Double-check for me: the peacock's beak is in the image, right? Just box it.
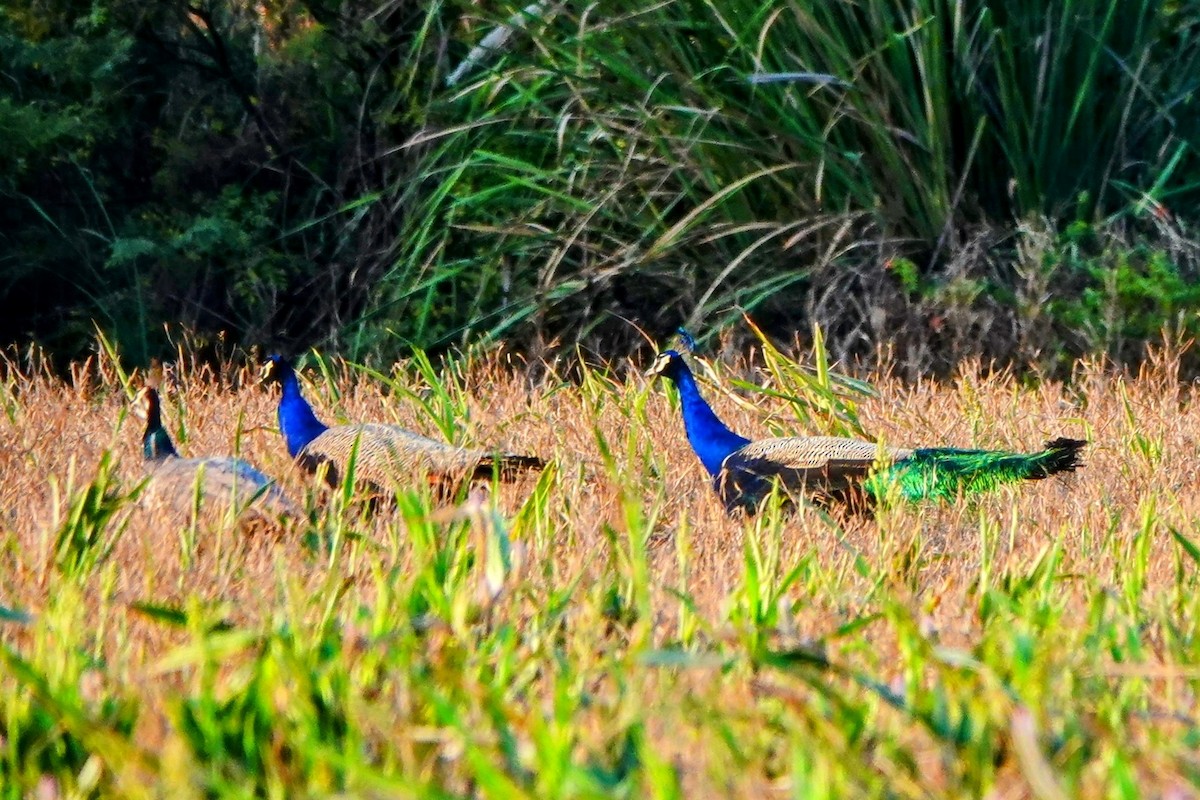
[259,361,276,384]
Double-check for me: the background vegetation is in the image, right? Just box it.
[3,0,1200,372]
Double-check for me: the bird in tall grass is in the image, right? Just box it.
[260,355,545,497]
[646,348,1085,513]
[132,377,298,521]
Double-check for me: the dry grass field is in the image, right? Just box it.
[2,337,1199,798]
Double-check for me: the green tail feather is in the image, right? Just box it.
[865,437,1086,503]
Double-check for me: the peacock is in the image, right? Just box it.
[133,380,298,521]
[646,349,1086,513]
[260,355,545,496]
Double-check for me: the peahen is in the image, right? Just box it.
[646,349,1086,513]
[133,381,298,521]
[260,355,545,496]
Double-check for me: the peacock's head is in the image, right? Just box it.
[260,354,293,386]
[133,360,166,421]
[645,349,688,382]
[131,386,159,421]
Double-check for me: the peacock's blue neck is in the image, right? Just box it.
[277,369,328,457]
[670,364,750,476]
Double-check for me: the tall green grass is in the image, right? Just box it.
[347,0,1200,358]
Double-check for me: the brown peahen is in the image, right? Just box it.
[133,380,298,522]
[260,355,545,496]
[646,348,1086,513]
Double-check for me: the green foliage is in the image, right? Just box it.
[0,589,140,797]
[390,0,1200,362]
[52,453,139,581]
[2,0,1200,372]
[1047,229,1200,364]
[172,624,357,794]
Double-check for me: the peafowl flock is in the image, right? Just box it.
[133,381,298,521]
[646,349,1086,513]
[260,355,545,497]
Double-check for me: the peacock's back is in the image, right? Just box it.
[143,456,299,521]
[717,436,912,510]
[299,423,544,489]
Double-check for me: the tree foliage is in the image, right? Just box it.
[2,0,1199,372]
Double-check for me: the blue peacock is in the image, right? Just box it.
[646,348,1086,513]
[260,355,544,495]
[133,378,298,521]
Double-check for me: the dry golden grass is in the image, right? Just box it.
[1,343,1199,798]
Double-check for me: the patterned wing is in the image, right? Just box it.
[717,436,911,510]
[300,423,543,489]
[145,457,299,519]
